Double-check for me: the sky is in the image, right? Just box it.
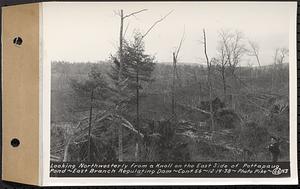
[43,2,296,66]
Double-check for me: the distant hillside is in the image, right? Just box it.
[51,60,288,122]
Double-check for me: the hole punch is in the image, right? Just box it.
[11,138,20,147]
[13,36,23,46]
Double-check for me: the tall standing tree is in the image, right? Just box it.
[114,9,148,162]
[112,9,173,161]
[215,36,229,101]
[109,32,156,161]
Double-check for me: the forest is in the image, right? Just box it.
[50,9,289,163]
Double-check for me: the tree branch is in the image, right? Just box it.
[175,26,185,59]
[141,10,174,39]
[113,10,121,17]
[248,40,260,67]
[123,22,130,38]
[123,9,148,19]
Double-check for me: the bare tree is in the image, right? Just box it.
[215,36,229,100]
[202,29,215,131]
[231,31,247,74]
[220,30,247,76]
[278,48,289,64]
[218,30,247,109]
[271,47,289,92]
[248,40,261,67]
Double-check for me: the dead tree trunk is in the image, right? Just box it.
[172,52,177,118]
[203,29,215,131]
[117,9,124,162]
[135,61,140,161]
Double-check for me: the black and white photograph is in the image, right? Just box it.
[45,2,297,181]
